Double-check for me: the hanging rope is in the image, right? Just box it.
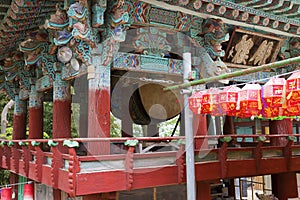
[0,181,33,189]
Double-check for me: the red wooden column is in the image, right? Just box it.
[52,74,71,145]
[222,116,236,198]
[223,116,235,135]
[87,48,112,155]
[269,118,293,146]
[193,114,208,149]
[272,172,298,200]
[87,72,110,155]
[197,181,211,200]
[270,119,298,199]
[12,95,27,140]
[52,74,71,200]
[28,85,43,139]
[12,95,27,200]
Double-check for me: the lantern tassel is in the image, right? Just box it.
[258,91,262,110]
[287,91,293,100]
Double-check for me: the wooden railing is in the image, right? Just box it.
[0,134,300,196]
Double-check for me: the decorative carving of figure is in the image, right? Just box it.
[231,35,254,64]
[49,4,68,24]
[109,0,129,29]
[134,27,171,57]
[249,40,269,65]
[201,18,230,82]
[203,18,229,59]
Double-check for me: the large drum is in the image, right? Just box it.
[111,70,184,125]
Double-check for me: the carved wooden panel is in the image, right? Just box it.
[224,28,284,68]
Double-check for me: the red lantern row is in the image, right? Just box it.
[188,71,300,119]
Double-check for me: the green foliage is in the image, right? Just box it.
[158,115,180,137]
[0,93,14,123]
[0,93,12,186]
[71,103,80,138]
[110,114,121,137]
[0,170,10,186]
[133,124,144,137]
[43,102,53,137]
[124,139,138,146]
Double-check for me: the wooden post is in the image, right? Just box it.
[270,119,298,199]
[269,119,292,146]
[87,43,114,155]
[28,84,43,139]
[223,116,235,135]
[271,172,298,200]
[53,74,71,151]
[12,95,27,200]
[193,114,208,149]
[196,181,211,200]
[12,95,27,140]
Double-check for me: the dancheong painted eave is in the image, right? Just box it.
[141,0,300,37]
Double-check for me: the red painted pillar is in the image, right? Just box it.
[197,181,211,200]
[12,96,27,200]
[270,119,298,199]
[53,74,71,151]
[272,172,298,200]
[223,116,235,135]
[269,118,293,146]
[51,74,72,200]
[193,114,208,150]
[28,85,43,139]
[87,55,111,155]
[53,188,62,200]
[82,194,101,200]
[12,95,27,140]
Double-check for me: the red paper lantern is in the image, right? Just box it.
[24,183,34,200]
[219,85,241,116]
[201,88,222,116]
[188,91,204,114]
[238,84,262,118]
[286,71,300,116]
[1,187,12,200]
[262,77,286,118]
